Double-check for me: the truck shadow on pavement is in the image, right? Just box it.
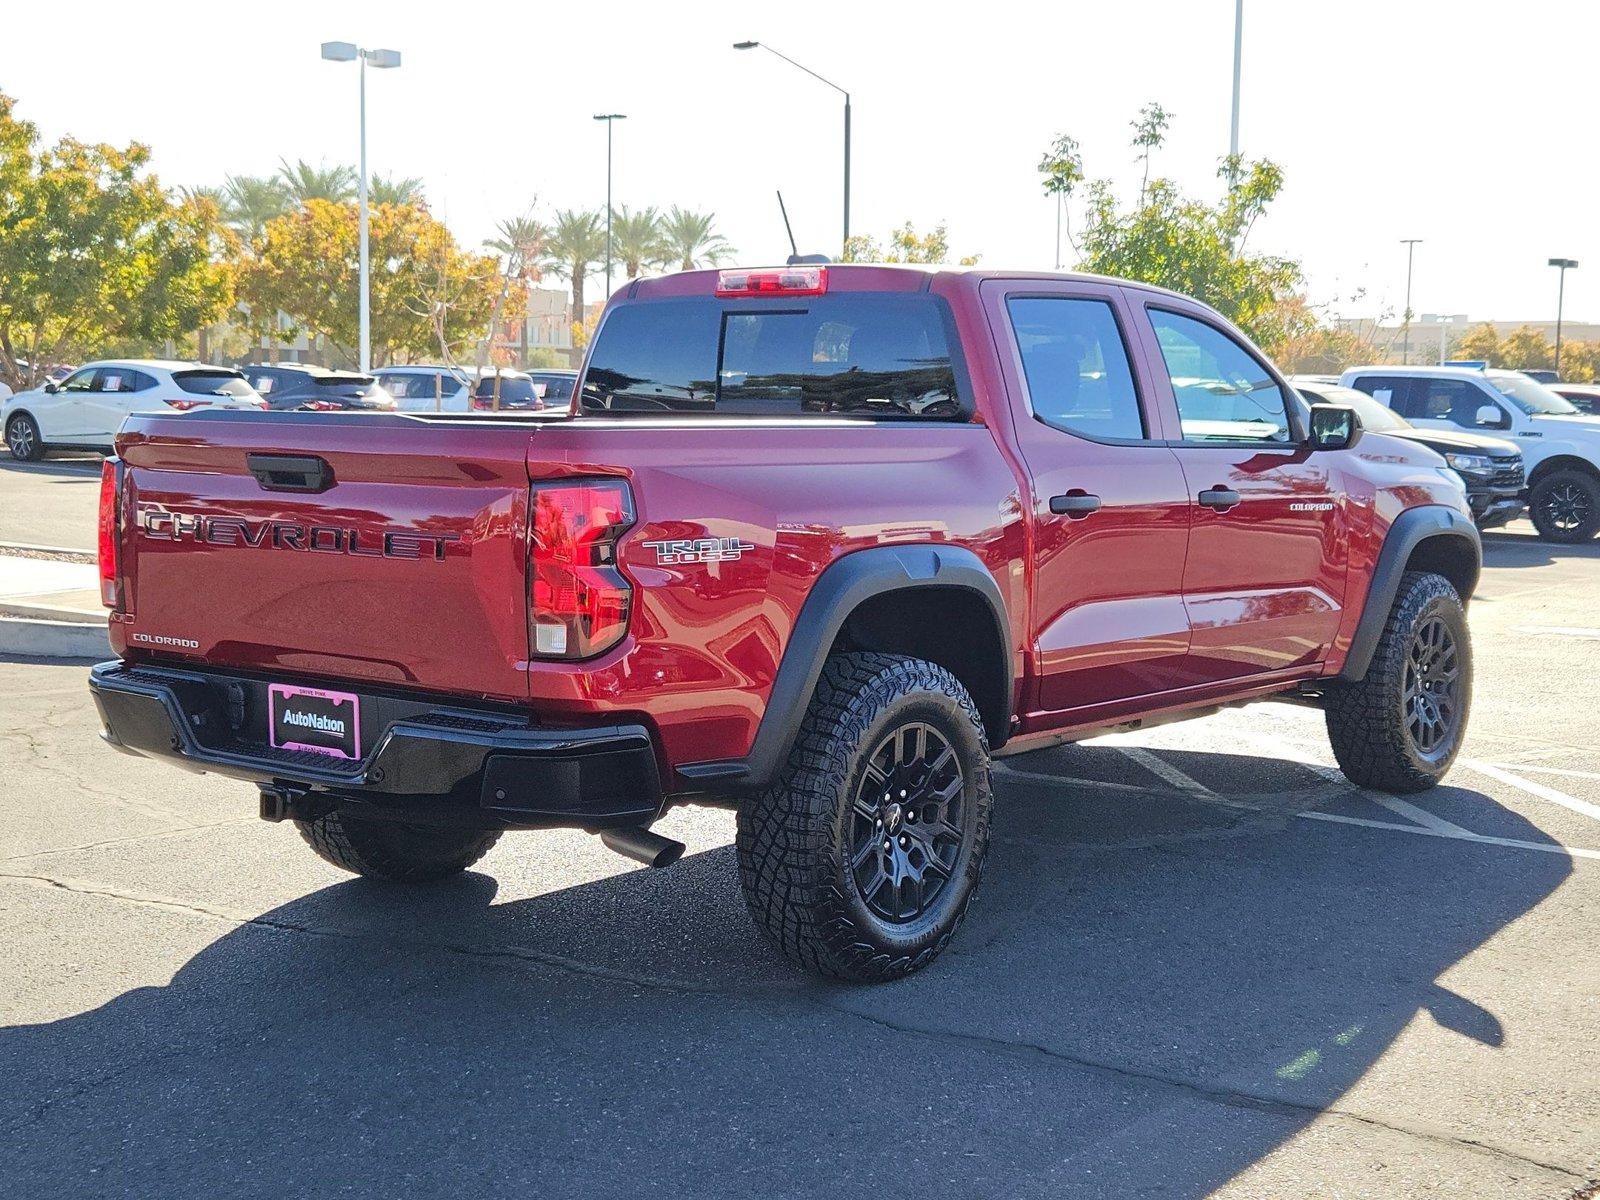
[0,749,1573,1199]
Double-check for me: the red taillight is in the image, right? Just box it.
[715,266,827,297]
[529,480,635,659]
[97,458,120,608]
[163,398,209,412]
[301,400,341,411]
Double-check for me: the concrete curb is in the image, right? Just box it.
[0,616,111,660]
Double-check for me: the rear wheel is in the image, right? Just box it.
[294,809,500,883]
[737,652,993,983]
[1326,571,1471,793]
[5,413,44,462]
[1529,468,1600,543]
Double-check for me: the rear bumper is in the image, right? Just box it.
[88,661,662,830]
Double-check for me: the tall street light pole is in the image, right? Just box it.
[1549,257,1579,379]
[734,42,850,256]
[594,114,626,299]
[1229,0,1244,168]
[322,41,401,374]
[1401,238,1423,365]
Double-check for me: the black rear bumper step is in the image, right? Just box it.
[88,661,662,830]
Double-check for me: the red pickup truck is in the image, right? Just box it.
[88,265,1481,982]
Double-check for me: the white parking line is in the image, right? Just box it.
[1487,762,1600,783]
[1462,760,1600,823]
[1299,811,1600,860]
[1115,746,1222,799]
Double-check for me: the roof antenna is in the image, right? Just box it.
[777,190,831,266]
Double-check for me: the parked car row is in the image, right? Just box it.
[3,358,574,460]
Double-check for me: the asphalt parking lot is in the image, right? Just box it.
[1,457,1597,1198]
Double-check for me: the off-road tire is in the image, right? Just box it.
[294,810,500,883]
[1326,571,1471,793]
[1529,467,1600,543]
[5,413,45,462]
[737,652,993,983]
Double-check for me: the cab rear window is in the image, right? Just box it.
[173,371,254,398]
[580,294,971,419]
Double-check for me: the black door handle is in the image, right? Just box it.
[1197,487,1242,512]
[247,453,335,493]
[1049,492,1102,518]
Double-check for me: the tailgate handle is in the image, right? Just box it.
[247,454,335,493]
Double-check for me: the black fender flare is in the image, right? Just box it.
[676,543,1013,795]
[1341,505,1481,682]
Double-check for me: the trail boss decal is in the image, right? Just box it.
[642,537,756,566]
[139,508,460,561]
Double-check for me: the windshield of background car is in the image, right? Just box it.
[533,374,576,401]
[1306,388,1408,432]
[173,371,256,399]
[1487,371,1579,415]
[474,377,538,405]
[579,294,971,419]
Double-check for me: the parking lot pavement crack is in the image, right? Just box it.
[817,1005,1596,1184]
[0,817,253,865]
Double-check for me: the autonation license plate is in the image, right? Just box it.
[268,683,361,760]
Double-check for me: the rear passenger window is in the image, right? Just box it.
[1149,310,1292,444]
[581,294,970,419]
[1007,297,1145,440]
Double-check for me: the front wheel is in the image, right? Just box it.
[737,652,993,983]
[1325,571,1471,793]
[5,413,45,462]
[294,809,501,883]
[1529,468,1600,543]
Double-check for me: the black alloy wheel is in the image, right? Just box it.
[1403,615,1461,760]
[850,721,966,924]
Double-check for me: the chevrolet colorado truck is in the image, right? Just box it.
[88,265,1482,982]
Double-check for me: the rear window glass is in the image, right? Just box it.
[533,374,576,401]
[174,371,254,398]
[580,294,970,419]
[475,377,538,404]
[380,372,457,400]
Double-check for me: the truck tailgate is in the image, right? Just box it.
[113,412,531,702]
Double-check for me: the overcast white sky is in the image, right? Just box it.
[3,0,1592,323]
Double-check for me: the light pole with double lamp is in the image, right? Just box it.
[320,41,401,374]
[594,114,626,298]
[733,41,850,256]
[1549,257,1579,379]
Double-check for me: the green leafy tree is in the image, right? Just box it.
[1038,133,1084,268]
[277,158,357,204]
[842,221,979,265]
[0,92,233,390]
[369,173,425,207]
[236,198,501,366]
[1131,102,1173,201]
[1499,326,1555,371]
[609,205,668,279]
[542,208,606,327]
[1451,323,1501,365]
[661,206,733,270]
[1058,105,1302,346]
[219,174,290,244]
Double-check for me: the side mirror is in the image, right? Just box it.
[43,381,59,394]
[1475,404,1504,428]
[1309,404,1363,452]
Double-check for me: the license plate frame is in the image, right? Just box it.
[268,683,362,761]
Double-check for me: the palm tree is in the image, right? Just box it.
[486,214,549,277]
[277,158,357,204]
[221,174,290,243]
[369,173,426,207]
[661,206,734,271]
[609,205,668,280]
[541,209,607,327]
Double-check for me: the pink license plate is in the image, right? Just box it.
[268,683,361,760]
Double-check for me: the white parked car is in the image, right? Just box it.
[1341,364,1600,542]
[3,360,267,461]
[371,365,478,412]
